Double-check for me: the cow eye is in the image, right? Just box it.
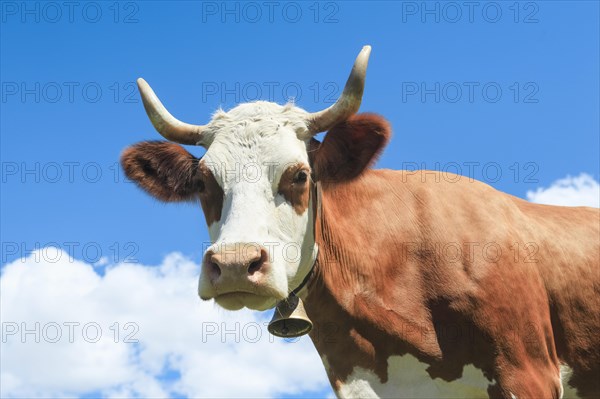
[293,170,308,184]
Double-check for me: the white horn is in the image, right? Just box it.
[305,45,371,136]
[137,78,208,146]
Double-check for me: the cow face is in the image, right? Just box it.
[121,46,383,311]
[122,103,316,311]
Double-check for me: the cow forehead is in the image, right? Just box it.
[202,101,311,189]
[207,101,310,139]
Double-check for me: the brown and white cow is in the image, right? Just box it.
[121,46,600,398]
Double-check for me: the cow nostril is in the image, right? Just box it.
[247,249,268,275]
[207,260,221,279]
[248,259,263,274]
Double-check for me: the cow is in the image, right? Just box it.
[121,46,600,398]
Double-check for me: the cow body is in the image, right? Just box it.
[122,46,599,399]
[304,168,600,398]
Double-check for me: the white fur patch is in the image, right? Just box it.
[327,356,585,399]
[197,101,317,310]
[330,354,494,399]
[560,364,582,399]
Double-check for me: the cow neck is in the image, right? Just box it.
[288,179,321,298]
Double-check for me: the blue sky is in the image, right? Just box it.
[1,1,599,398]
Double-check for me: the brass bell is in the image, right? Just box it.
[268,294,313,338]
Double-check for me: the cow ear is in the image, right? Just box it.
[120,141,203,202]
[312,113,391,183]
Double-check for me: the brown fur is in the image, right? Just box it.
[198,160,224,225]
[278,163,311,215]
[305,115,600,398]
[121,141,224,225]
[313,113,390,183]
[121,141,202,202]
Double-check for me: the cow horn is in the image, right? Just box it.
[137,78,208,146]
[305,45,371,136]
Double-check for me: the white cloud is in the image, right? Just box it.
[526,173,599,207]
[0,251,330,398]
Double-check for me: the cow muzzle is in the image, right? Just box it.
[198,243,286,310]
[205,243,268,281]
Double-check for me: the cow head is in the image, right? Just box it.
[121,46,390,311]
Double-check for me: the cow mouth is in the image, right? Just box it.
[213,291,279,311]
